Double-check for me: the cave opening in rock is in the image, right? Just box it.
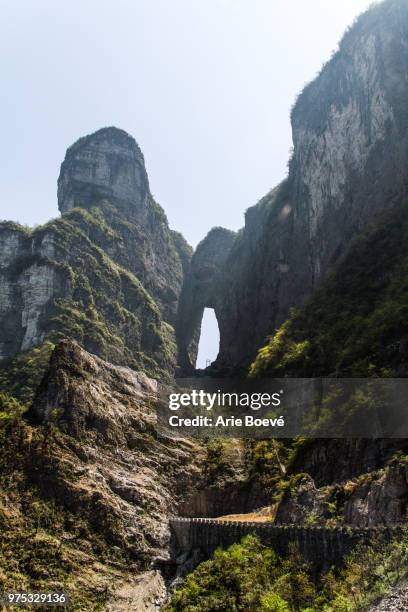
[196,308,220,369]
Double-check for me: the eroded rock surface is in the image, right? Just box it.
[176,227,236,373]
[106,570,166,611]
[0,128,191,377]
[368,580,408,612]
[58,127,150,216]
[181,0,408,370]
[274,474,328,525]
[27,340,206,560]
[344,461,408,527]
[0,341,274,607]
[275,455,408,528]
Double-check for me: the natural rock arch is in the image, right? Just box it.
[176,227,236,374]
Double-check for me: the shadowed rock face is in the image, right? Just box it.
[274,475,328,525]
[274,453,408,528]
[25,341,269,561]
[182,0,408,371]
[169,518,398,576]
[176,227,236,374]
[57,127,150,217]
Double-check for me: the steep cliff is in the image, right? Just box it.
[176,227,236,373]
[194,0,408,370]
[3,1,408,607]
[0,340,206,608]
[58,127,150,217]
[250,201,408,378]
[0,341,270,608]
[0,127,191,381]
[274,454,408,528]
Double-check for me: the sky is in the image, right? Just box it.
[1,0,374,367]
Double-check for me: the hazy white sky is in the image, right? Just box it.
[2,0,373,243]
[0,0,373,366]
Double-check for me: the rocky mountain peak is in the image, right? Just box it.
[57,126,150,216]
[0,125,190,373]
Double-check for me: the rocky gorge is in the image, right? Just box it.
[1,0,408,609]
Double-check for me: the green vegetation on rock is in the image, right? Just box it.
[2,205,178,381]
[0,419,128,611]
[164,535,317,612]
[166,531,408,612]
[0,342,55,406]
[250,203,408,378]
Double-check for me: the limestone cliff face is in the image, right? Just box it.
[0,128,191,379]
[201,0,408,369]
[176,227,236,373]
[58,127,150,216]
[343,460,408,527]
[275,454,408,528]
[56,128,188,322]
[0,340,206,605]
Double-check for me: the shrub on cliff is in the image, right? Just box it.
[0,392,26,422]
[166,529,408,611]
[250,203,408,378]
[164,535,317,611]
[0,342,54,406]
[321,529,408,610]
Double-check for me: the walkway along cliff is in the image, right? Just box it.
[168,517,402,575]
